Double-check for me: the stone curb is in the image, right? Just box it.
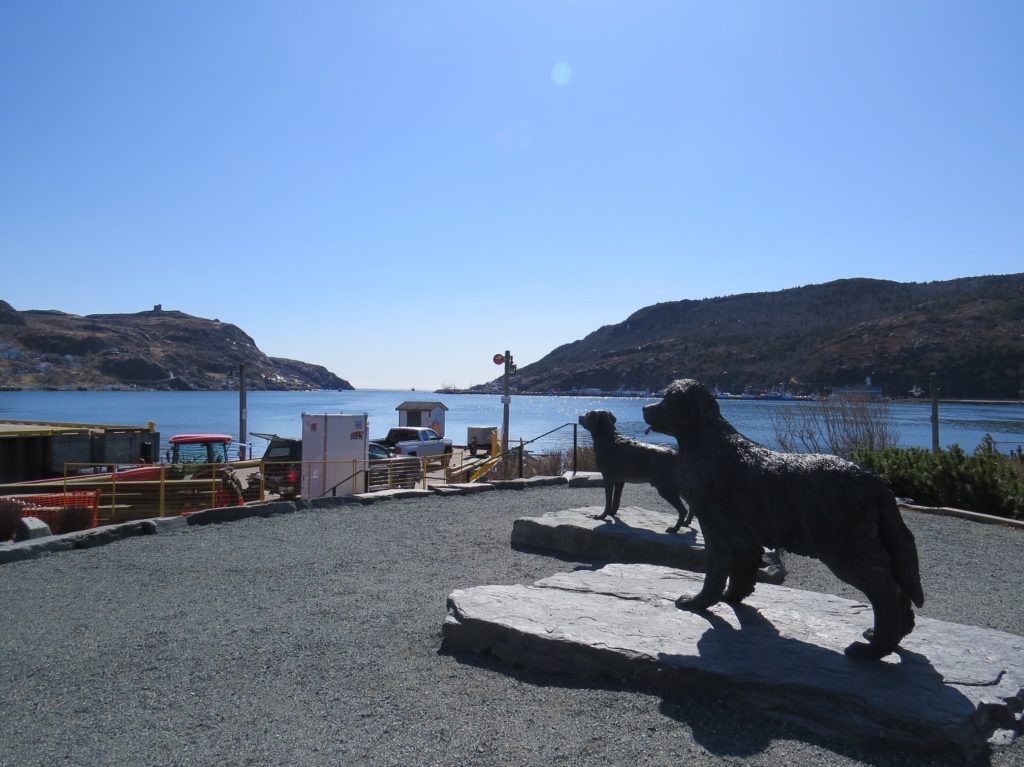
[0,520,154,564]
[489,476,569,491]
[3,484,1017,566]
[564,471,604,488]
[352,488,434,504]
[431,483,495,496]
[900,503,1024,530]
[186,500,297,526]
[1,477,578,563]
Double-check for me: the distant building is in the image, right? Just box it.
[396,401,448,436]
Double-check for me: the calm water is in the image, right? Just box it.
[1,389,1022,457]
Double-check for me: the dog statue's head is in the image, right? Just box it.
[578,410,617,436]
[643,380,725,441]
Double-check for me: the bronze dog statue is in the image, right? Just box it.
[578,410,693,534]
[642,380,923,660]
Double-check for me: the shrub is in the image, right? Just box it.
[486,445,597,479]
[0,500,21,542]
[852,436,1024,520]
[772,395,900,458]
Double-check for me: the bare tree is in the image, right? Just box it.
[771,395,900,458]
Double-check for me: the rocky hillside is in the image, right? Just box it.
[482,275,1024,400]
[0,302,353,391]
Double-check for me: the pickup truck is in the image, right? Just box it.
[376,427,453,457]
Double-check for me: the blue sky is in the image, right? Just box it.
[1,2,1021,390]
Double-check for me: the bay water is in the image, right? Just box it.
[1,389,1022,457]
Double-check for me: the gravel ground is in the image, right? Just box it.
[1,484,1022,767]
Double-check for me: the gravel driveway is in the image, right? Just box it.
[1,484,1021,767]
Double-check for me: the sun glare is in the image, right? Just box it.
[551,61,573,86]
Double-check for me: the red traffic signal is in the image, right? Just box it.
[493,353,505,365]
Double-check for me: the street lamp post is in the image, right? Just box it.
[493,350,515,455]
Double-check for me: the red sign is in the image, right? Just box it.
[493,353,505,365]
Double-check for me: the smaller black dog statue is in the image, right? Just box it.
[578,410,693,533]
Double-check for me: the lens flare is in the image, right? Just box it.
[551,61,572,86]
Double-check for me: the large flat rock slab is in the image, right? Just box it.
[443,563,1024,758]
[511,506,785,584]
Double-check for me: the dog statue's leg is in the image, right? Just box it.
[723,548,762,603]
[610,482,624,516]
[658,488,691,534]
[827,557,905,660]
[676,537,727,610]
[676,563,727,611]
[593,481,617,520]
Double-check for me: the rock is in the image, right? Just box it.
[443,563,1024,758]
[512,506,783,584]
[431,483,495,496]
[14,516,52,541]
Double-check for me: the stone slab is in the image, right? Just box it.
[443,563,1024,758]
[511,506,786,584]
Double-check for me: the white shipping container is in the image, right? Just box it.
[301,413,369,498]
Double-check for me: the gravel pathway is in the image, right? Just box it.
[1,485,1021,767]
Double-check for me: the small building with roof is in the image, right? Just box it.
[396,401,448,436]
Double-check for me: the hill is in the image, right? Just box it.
[0,302,353,391]
[482,275,1024,400]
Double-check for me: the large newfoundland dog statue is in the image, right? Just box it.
[643,379,924,661]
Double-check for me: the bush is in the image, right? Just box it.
[772,395,900,458]
[486,445,597,479]
[0,500,21,542]
[852,436,1024,520]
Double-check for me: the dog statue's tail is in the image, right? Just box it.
[880,500,925,608]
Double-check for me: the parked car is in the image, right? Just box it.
[368,441,419,489]
[252,432,302,499]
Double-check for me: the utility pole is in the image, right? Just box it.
[929,372,939,453]
[239,363,248,460]
[494,350,515,455]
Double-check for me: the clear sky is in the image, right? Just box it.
[1,2,1021,390]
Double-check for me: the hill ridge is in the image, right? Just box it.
[0,302,353,391]
[482,274,1024,399]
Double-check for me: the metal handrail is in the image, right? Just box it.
[318,421,582,496]
[483,421,580,478]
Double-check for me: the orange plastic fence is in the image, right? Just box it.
[1,489,101,533]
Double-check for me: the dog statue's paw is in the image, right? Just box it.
[844,640,893,661]
[722,586,754,604]
[675,595,715,611]
[665,525,680,534]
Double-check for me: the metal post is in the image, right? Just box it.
[518,438,524,478]
[572,422,578,474]
[238,364,248,460]
[158,465,165,517]
[930,373,940,453]
[501,350,511,457]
